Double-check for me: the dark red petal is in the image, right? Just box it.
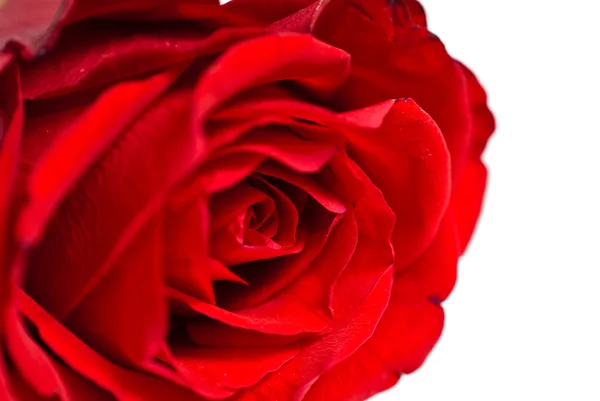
[262,206,358,320]
[210,182,273,231]
[405,0,427,27]
[21,23,263,100]
[211,225,305,265]
[0,58,22,401]
[218,126,338,173]
[196,152,265,194]
[17,290,205,400]
[211,176,303,264]
[166,192,245,304]
[67,0,257,25]
[236,154,395,399]
[215,202,339,311]
[0,58,21,281]
[168,286,330,335]
[224,0,315,24]
[0,0,71,58]
[63,214,167,367]
[23,89,200,320]
[257,162,346,214]
[186,322,307,348]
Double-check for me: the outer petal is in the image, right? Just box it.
[343,99,450,268]
[303,214,459,400]
[452,64,496,252]
[312,0,472,180]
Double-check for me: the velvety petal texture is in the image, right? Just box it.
[0,0,494,400]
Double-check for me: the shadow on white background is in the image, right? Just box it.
[374,0,600,400]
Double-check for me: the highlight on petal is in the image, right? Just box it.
[192,32,351,129]
[0,0,72,58]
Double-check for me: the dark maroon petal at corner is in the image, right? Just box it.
[0,0,72,58]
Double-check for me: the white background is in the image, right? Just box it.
[376,0,600,400]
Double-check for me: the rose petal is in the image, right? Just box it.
[219,126,338,173]
[0,58,22,401]
[23,89,201,320]
[0,58,21,283]
[214,202,339,311]
[303,296,444,400]
[211,226,305,265]
[234,267,394,400]
[17,290,207,400]
[257,162,346,214]
[168,287,330,335]
[192,33,351,134]
[452,160,488,253]
[6,302,114,400]
[49,362,114,401]
[303,213,458,399]
[228,154,395,398]
[405,0,427,27]
[21,22,263,99]
[210,182,274,231]
[63,214,167,367]
[452,63,495,252]
[186,322,308,348]
[18,63,188,246]
[343,99,451,268]
[166,191,245,304]
[211,176,303,264]
[172,346,301,398]
[313,0,472,180]
[197,152,266,194]
[6,307,60,397]
[224,0,315,24]
[67,0,255,25]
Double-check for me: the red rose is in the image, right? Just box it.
[0,0,494,400]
